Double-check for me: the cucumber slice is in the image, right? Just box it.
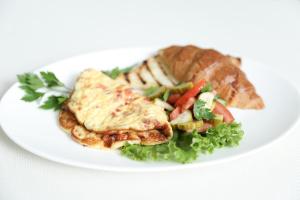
[169,82,193,94]
[170,110,193,125]
[213,114,224,126]
[144,86,166,99]
[173,120,204,132]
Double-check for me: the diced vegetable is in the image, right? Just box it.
[154,98,174,111]
[213,114,224,126]
[197,122,213,133]
[173,120,204,132]
[193,99,214,121]
[167,94,181,104]
[162,89,170,101]
[211,102,216,110]
[181,97,196,112]
[169,82,194,94]
[214,114,224,121]
[214,94,227,106]
[175,80,206,107]
[144,86,166,99]
[212,101,234,123]
[144,86,159,96]
[201,82,212,93]
[198,92,215,110]
[169,107,181,121]
[170,110,193,125]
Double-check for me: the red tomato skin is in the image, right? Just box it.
[213,102,234,123]
[169,107,181,121]
[175,80,206,107]
[167,94,181,104]
[181,97,196,112]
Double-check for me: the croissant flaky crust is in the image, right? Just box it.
[116,45,264,109]
[156,45,264,109]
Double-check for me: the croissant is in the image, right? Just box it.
[156,45,264,109]
[117,45,264,109]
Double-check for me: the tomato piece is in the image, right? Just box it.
[175,80,206,107]
[167,94,181,104]
[169,106,181,121]
[197,122,213,133]
[181,97,196,112]
[212,102,234,123]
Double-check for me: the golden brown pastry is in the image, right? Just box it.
[156,45,264,109]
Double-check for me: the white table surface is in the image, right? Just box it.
[0,0,300,199]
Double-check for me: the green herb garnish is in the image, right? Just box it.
[201,82,212,93]
[17,71,69,110]
[19,85,44,102]
[103,66,134,79]
[40,95,68,110]
[40,71,64,87]
[121,122,244,163]
[193,99,214,120]
[17,73,44,90]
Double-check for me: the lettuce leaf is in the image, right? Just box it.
[121,122,244,163]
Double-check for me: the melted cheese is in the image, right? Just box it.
[68,69,170,133]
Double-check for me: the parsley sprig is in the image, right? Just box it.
[17,71,70,110]
[193,99,214,120]
[201,82,212,93]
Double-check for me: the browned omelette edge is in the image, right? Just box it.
[58,104,172,149]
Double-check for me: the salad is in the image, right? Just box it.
[121,80,244,163]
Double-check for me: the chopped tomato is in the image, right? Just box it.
[212,101,234,123]
[175,80,206,107]
[169,106,181,121]
[167,94,181,104]
[198,122,213,133]
[181,97,196,112]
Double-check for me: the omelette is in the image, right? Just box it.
[59,69,173,149]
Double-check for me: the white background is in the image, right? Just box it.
[0,0,300,199]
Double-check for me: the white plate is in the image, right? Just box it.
[0,47,300,172]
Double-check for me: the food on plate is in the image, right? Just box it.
[121,79,244,163]
[17,45,256,163]
[114,45,264,109]
[158,45,264,109]
[17,68,243,163]
[61,69,173,149]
